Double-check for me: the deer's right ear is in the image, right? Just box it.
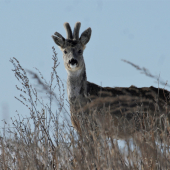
[52,32,65,48]
[79,28,92,45]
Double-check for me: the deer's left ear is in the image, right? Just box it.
[79,28,92,45]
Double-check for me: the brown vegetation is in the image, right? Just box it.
[0,47,170,170]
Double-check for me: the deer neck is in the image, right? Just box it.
[67,64,87,104]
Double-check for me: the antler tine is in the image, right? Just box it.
[73,22,81,40]
[63,22,73,39]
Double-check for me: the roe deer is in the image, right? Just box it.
[52,22,170,141]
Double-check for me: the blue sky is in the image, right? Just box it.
[1,0,170,125]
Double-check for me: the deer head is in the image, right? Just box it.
[52,22,91,73]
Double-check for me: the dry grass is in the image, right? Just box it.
[1,47,170,170]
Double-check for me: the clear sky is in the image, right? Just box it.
[1,0,170,125]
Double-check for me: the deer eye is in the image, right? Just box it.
[64,50,67,54]
[78,50,82,54]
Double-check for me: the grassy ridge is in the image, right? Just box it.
[1,47,170,170]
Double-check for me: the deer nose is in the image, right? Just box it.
[69,58,78,65]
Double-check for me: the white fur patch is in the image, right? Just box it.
[70,63,77,69]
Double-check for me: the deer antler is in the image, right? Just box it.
[64,22,73,39]
[73,22,81,40]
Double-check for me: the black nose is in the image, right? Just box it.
[69,59,78,65]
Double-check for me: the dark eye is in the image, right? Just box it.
[64,50,67,54]
[78,50,82,54]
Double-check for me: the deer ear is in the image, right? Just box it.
[52,32,65,48]
[79,27,92,45]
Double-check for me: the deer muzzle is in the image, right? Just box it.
[68,58,78,69]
